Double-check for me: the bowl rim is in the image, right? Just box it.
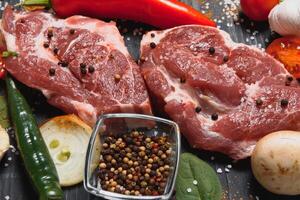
[84,113,181,200]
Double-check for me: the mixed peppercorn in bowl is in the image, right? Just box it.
[84,113,181,200]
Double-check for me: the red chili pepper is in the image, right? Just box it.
[23,0,216,28]
[0,58,6,79]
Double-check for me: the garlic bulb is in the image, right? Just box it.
[269,0,300,36]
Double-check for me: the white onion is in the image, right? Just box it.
[40,115,101,187]
[269,0,300,36]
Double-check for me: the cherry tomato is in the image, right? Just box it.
[266,37,300,78]
[240,0,279,21]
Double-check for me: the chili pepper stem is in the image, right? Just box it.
[22,0,51,8]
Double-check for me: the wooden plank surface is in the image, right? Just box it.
[0,0,299,200]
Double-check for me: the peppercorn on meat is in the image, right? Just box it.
[0,6,152,125]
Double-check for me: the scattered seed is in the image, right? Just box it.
[114,74,121,81]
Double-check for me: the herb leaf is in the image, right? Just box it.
[0,95,10,128]
[2,51,18,58]
[176,153,222,200]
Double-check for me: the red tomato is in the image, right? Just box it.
[240,0,279,21]
[266,37,300,78]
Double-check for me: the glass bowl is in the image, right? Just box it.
[84,113,180,200]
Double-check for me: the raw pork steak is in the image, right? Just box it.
[0,6,152,125]
[140,25,300,159]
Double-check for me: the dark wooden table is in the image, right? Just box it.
[0,0,299,200]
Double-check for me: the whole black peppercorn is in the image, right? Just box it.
[223,55,229,62]
[58,61,68,67]
[180,77,186,83]
[158,160,164,166]
[150,42,156,49]
[117,179,123,185]
[281,99,289,107]
[140,188,146,194]
[134,185,140,190]
[139,57,146,64]
[152,163,158,169]
[53,48,59,55]
[122,164,128,169]
[81,68,87,75]
[62,61,69,67]
[80,63,86,69]
[256,99,263,106]
[209,47,215,54]
[69,29,75,34]
[150,170,156,176]
[88,65,95,73]
[142,160,147,165]
[107,162,112,169]
[114,154,120,159]
[102,184,108,190]
[211,113,218,121]
[49,68,55,76]
[43,43,49,48]
[195,106,201,113]
[47,30,53,39]
[287,76,293,82]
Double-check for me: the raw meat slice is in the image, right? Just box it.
[140,25,300,159]
[0,6,152,125]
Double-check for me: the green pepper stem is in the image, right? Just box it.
[22,0,51,8]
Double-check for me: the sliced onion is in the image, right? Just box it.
[40,114,100,187]
[0,126,9,161]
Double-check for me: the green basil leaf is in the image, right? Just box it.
[0,95,10,128]
[176,153,222,200]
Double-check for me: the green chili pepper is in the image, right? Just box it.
[5,74,63,200]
